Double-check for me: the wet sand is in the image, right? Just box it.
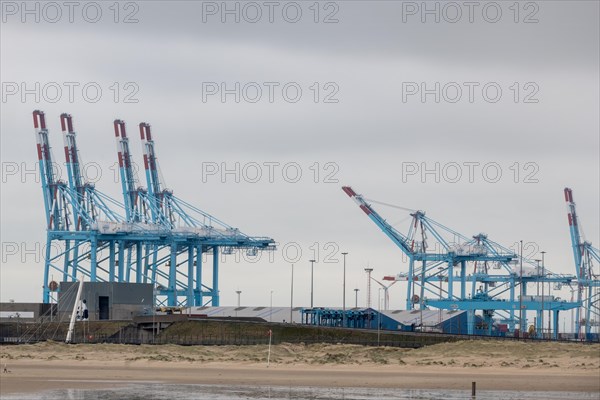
[1,341,598,395]
[1,361,600,394]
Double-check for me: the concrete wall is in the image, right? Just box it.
[58,282,153,321]
[187,306,304,323]
[0,302,56,322]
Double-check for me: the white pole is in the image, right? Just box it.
[310,260,315,308]
[519,240,524,336]
[267,329,272,367]
[66,279,84,344]
[290,264,294,323]
[541,251,546,338]
[342,252,348,326]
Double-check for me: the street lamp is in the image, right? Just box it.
[342,252,348,327]
[535,258,544,338]
[519,240,524,336]
[541,251,546,338]
[354,288,360,308]
[290,264,294,323]
[309,259,316,308]
[535,259,542,295]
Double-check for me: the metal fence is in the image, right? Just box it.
[1,332,427,348]
[1,320,597,347]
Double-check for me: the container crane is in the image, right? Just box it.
[137,121,275,306]
[58,113,125,284]
[114,119,155,224]
[35,110,75,301]
[342,186,578,337]
[564,188,600,339]
[33,111,275,308]
[36,111,131,301]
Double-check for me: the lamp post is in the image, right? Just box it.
[342,252,348,327]
[535,260,541,296]
[354,288,359,308]
[519,240,524,337]
[541,251,546,338]
[290,264,294,323]
[535,259,541,338]
[309,259,316,308]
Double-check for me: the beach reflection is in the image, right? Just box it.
[3,384,599,400]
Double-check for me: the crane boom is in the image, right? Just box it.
[61,113,86,229]
[114,120,147,222]
[139,122,175,226]
[34,110,70,230]
[140,123,163,201]
[342,186,413,255]
[565,188,584,278]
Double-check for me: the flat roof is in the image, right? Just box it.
[186,306,303,323]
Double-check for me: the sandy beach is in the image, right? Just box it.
[1,340,599,395]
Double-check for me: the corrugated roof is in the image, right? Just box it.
[186,306,465,327]
[375,308,465,326]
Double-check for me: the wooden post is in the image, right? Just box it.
[471,381,476,398]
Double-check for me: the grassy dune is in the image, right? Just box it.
[2,340,598,370]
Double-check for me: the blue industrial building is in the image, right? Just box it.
[301,308,495,336]
[370,309,489,335]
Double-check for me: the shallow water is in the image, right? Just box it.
[3,384,598,400]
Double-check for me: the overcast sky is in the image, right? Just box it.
[1,1,598,318]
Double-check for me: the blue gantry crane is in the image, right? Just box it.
[36,111,125,299]
[342,186,579,338]
[564,188,600,339]
[34,110,275,307]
